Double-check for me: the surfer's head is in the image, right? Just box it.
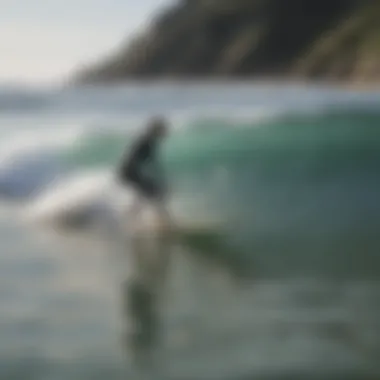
[146,116,169,139]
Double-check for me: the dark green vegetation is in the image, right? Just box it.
[76,0,380,83]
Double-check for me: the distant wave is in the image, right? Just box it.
[0,128,80,200]
[1,83,379,115]
[0,87,50,112]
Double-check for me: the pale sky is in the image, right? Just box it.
[0,0,174,84]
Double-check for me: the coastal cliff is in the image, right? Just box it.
[76,0,380,83]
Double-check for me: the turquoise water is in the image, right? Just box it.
[0,83,379,379]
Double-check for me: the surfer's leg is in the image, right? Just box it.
[123,172,147,225]
[140,179,172,230]
[126,191,144,226]
[127,174,173,232]
[155,200,172,228]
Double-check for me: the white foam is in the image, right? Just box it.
[24,168,120,227]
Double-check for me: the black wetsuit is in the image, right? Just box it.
[118,133,162,199]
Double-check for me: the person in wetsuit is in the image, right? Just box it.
[117,116,170,224]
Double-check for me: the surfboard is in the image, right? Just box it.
[130,216,227,251]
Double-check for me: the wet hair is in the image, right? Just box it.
[146,116,168,137]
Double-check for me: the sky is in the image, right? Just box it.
[0,0,174,84]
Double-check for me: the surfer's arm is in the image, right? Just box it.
[115,138,143,180]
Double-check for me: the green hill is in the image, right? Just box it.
[76,0,380,83]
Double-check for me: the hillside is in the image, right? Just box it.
[76,0,380,83]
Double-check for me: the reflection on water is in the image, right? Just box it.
[119,226,252,378]
[115,225,380,379]
[121,229,172,374]
[0,218,379,380]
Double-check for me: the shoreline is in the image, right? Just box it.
[70,77,380,92]
[2,77,380,93]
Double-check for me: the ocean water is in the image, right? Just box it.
[0,83,379,380]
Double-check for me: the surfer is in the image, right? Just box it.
[117,116,171,227]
